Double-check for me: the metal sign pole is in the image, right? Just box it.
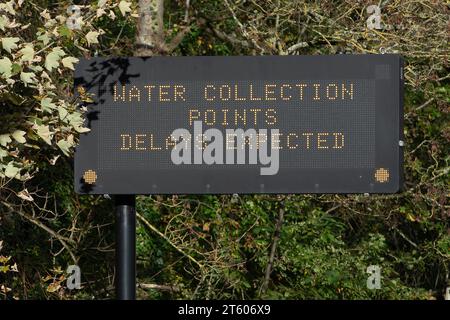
[115,195,136,300]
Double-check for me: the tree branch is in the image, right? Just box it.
[166,26,192,52]
[2,201,78,264]
[139,283,180,292]
[136,212,204,269]
[260,203,285,296]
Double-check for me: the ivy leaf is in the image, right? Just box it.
[96,8,106,18]
[52,47,65,57]
[33,123,53,145]
[37,33,50,46]
[0,148,7,159]
[40,9,51,20]
[85,31,100,46]
[67,112,83,127]
[12,130,26,144]
[20,71,36,85]
[57,140,70,156]
[45,47,66,72]
[64,111,90,133]
[19,44,34,63]
[109,10,116,20]
[61,56,79,70]
[57,135,74,156]
[1,37,20,53]
[45,52,60,71]
[0,134,11,147]
[0,15,7,31]
[119,1,132,16]
[0,56,12,78]
[0,1,16,15]
[41,97,57,113]
[75,126,90,133]
[57,105,68,120]
[5,162,20,179]
[29,65,43,73]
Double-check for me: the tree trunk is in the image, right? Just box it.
[136,0,165,56]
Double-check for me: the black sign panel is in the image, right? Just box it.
[74,55,403,194]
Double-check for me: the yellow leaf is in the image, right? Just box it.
[57,135,74,156]
[109,10,116,20]
[18,189,33,201]
[45,47,65,71]
[0,285,12,293]
[5,162,20,179]
[40,9,50,20]
[0,1,15,16]
[98,0,107,8]
[10,263,18,272]
[61,56,79,70]
[0,57,12,78]
[19,44,34,62]
[33,123,53,145]
[41,97,57,113]
[0,134,11,146]
[0,15,7,32]
[0,255,11,264]
[96,8,106,18]
[46,282,61,293]
[42,275,53,282]
[12,130,26,143]
[119,1,132,16]
[20,71,36,85]
[86,31,100,46]
[1,37,20,53]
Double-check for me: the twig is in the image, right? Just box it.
[208,25,250,48]
[223,0,266,53]
[415,98,434,112]
[260,203,285,296]
[287,42,309,54]
[394,228,418,248]
[2,201,78,264]
[184,0,190,23]
[136,212,204,269]
[139,283,180,292]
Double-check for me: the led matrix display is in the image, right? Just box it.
[74,55,403,194]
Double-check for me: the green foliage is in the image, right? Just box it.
[135,193,447,299]
[0,0,449,300]
[0,0,135,299]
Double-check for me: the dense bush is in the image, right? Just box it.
[0,0,448,299]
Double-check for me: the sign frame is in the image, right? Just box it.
[74,55,404,195]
